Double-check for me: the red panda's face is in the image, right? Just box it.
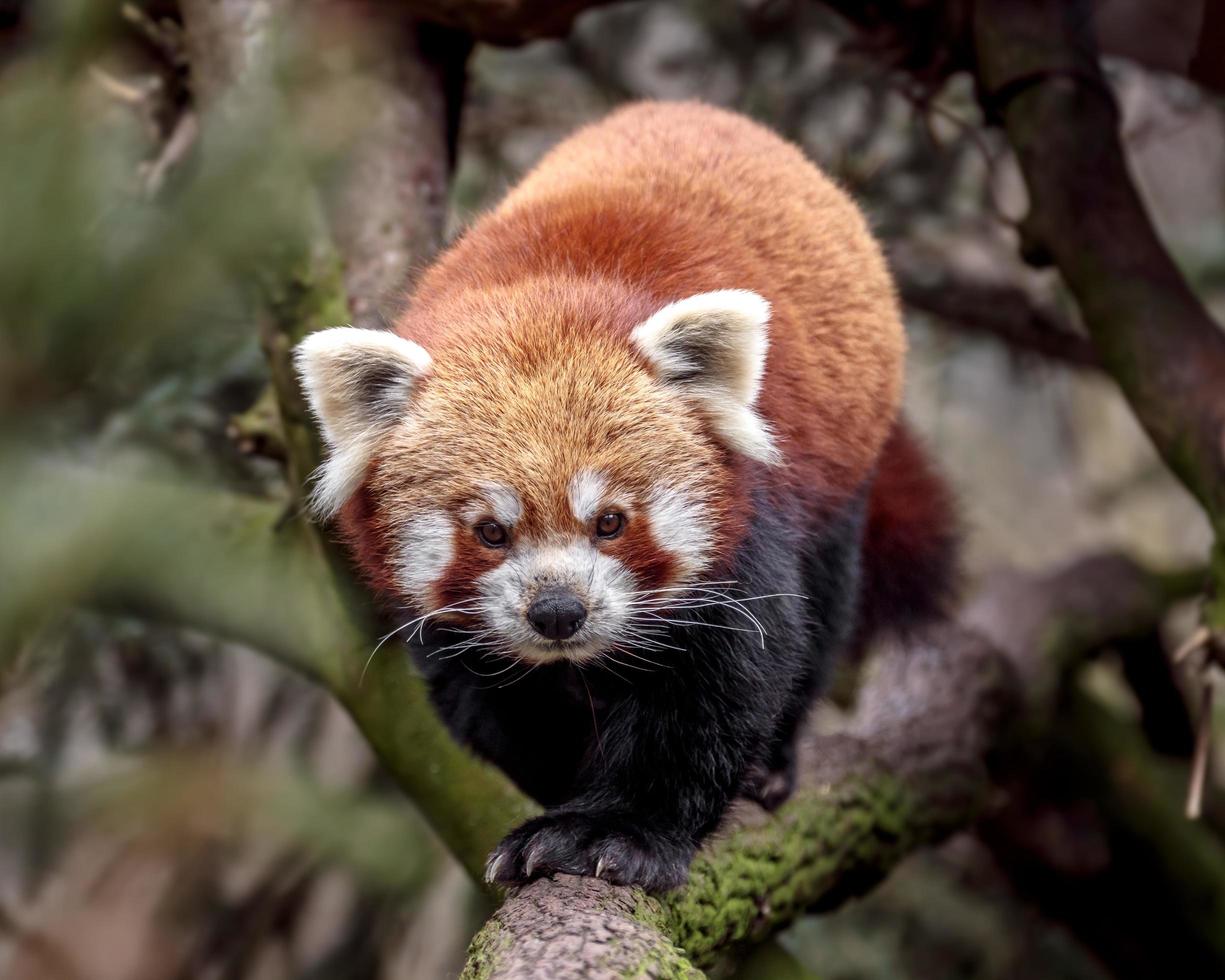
[295,286,777,663]
[363,338,735,664]
[374,463,718,663]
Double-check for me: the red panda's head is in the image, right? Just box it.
[294,282,778,663]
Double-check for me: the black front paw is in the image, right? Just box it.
[485,811,691,892]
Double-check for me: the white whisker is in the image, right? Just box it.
[609,647,672,670]
[496,663,541,689]
[595,657,632,683]
[360,603,482,687]
[621,583,811,651]
[640,614,759,635]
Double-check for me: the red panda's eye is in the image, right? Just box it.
[595,511,625,539]
[476,522,509,548]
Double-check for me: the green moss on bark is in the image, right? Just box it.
[459,917,514,980]
[658,774,934,969]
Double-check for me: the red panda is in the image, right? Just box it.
[295,101,957,892]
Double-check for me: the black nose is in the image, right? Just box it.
[526,588,588,640]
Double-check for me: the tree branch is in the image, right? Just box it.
[817,0,1225,549]
[461,554,1206,977]
[972,0,1225,512]
[892,260,1101,370]
[971,0,1225,625]
[316,10,472,318]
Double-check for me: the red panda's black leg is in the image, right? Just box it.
[484,498,866,892]
[484,645,778,892]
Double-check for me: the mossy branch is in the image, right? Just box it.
[461,555,1208,978]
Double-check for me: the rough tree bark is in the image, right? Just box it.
[972,0,1225,632]
[890,258,1100,370]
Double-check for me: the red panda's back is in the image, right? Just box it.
[412,101,906,504]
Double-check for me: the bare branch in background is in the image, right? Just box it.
[318,12,472,318]
[892,261,1101,370]
[971,0,1225,815]
[393,0,615,46]
[974,0,1225,527]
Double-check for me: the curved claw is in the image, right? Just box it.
[484,850,509,884]
[523,844,541,879]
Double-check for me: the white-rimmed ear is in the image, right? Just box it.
[293,326,432,517]
[631,289,781,465]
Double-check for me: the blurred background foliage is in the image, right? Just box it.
[0,0,1222,977]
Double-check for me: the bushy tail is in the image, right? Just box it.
[855,420,960,645]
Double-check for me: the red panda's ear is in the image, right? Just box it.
[293,326,432,517]
[631,290,781,465]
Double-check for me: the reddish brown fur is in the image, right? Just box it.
[858,422,959,643]
[408,103,904,498]
[339,101,950,622]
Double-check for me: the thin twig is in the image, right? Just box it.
[141,110,198,198]
[1175,625,1212,665]
[1188,675,1215,819]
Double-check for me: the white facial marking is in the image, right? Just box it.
[460,483,523,529]
[309,443,382,524]
[647,485,714,580]
[475,539,637,663]
[395,509,454,599]
[568,470,608,524]
[484,483,523,527]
